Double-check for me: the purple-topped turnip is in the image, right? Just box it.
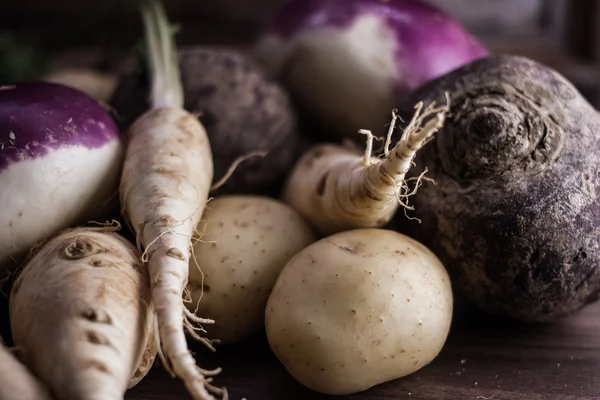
[0,82,123,274]
[255,0,487,139]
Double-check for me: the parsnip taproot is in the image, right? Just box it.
[119,1,222,398]
[283,97,449,236]
[9,226,155,400]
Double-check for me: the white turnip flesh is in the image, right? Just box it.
[0,81,123,275]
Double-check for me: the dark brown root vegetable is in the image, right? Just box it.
[394,54,600,322]
[110,47,302,197]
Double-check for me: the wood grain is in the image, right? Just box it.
[122,298,600,400]
[1,283,599,399]
[1,261,599,400]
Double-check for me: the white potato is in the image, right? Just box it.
[265,228,453,395]
[186,195,316,344]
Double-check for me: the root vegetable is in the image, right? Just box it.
[0,339,52,400]
[186,195,316,345]
[8,226,155,400]
[43,67,118,103]
[119,1,223,398]
[282,98,449,236]
[110,46,301,197]
[254,0,486,140]
[0,81,123,276]
[265,228,453,395]
[394,54,600,322]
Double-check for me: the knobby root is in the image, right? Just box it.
[356,94,450,220]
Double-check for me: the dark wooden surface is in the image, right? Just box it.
[1,4,599,399]
[123,299,600,400]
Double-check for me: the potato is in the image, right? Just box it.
[186,195,316,344]
[265,229,453,395]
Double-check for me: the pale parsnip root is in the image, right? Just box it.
[8,227,155,400]
[0,339,52,400]
[282,96,450,236]
[119,1,222,399]
[120,107,218,399]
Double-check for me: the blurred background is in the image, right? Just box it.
[1,0,599,106]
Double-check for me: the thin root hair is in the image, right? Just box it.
[85,219,123,232]
[383,167,432,214]
[211,150,269,192]
[399,92,451,143]
[140,221,198,263]
[189,235,207,313]
[183,286,193,303]
[183,313,217,353]
[140,229,171,262]
[383,108,399,157]
[399,168,432,223]
[183,307,214,325]
[358,129,383,166]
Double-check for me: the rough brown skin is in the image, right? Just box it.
[393,54,600,322]
[110,47,302,197]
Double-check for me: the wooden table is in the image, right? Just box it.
[124,299,600,400]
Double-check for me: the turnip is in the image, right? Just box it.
[119,1,224,398]
[9,226,156,400]
[265,228,453,395]
[0,81,123,276]
[0,339,52,400]
[111,46,301,197]
[254,0,486,140]
[283,97,449,236]
[186,195,316,345]
[393,54,600,322]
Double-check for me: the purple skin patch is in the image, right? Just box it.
[265,0,488,92]
[0,81,120,172]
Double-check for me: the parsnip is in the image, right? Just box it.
[0,339,52,400]
[119,1,222,398]
[9,226,155,400]
[283,97,449,236]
